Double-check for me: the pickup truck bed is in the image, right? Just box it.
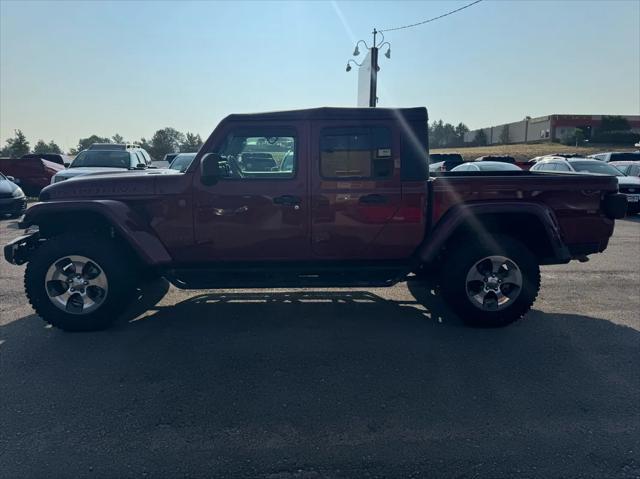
[427,171,619,259]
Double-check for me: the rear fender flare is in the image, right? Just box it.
[22,200,172,266]
[417,201,570,263]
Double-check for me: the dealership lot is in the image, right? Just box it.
[0,217,638,478]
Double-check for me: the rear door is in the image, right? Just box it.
[310,121,401,258]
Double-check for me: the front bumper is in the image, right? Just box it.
[0,197,27,216]
[4,232,40,265]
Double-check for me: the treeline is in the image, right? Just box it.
[0,128,204,160]
[428,120,470,148]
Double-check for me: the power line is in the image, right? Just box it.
[379,0,483,33]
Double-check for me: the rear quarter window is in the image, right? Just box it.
[320,126,393,179]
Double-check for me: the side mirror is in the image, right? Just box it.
[135,163,147,170]
[7,176,16,182]
[201,152,222,185]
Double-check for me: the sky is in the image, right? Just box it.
[1,0,639,151]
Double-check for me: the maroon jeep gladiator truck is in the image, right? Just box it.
[3,107,627,331]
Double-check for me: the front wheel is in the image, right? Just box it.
[441,235,541,327]
[25,233,138,331]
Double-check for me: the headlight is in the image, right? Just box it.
[12,187,25,198]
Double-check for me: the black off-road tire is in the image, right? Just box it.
[25,233,137,331]
[441,234,541,327]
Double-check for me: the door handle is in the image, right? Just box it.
[359,194,388,204]
[273,195,301,206]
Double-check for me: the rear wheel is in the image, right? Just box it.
[25,233,137,331]
[440,235,540,327]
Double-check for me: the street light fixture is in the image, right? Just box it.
[346,59,363,72]
[345,28,391,107]
[353,40,368,57]
[380,43,391,59]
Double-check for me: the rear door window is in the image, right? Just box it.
[320,127,393,179]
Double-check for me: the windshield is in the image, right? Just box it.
[571,161,624,176]
[169,153,196,172]
[70,150,132,168]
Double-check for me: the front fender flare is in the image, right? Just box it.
[417,201,571,264]
[21,200,172,266]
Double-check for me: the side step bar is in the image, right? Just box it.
[165,261,415,290]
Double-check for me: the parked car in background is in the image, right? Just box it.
[163,153,179,163]
[51,147,153,184]
[452,161,522,172]
[589,151,640,162]
[169,153,197,172]
[428,153,463,172]
[0,157,64,196]
[150,152,178,169]
[0,172,27,218]
[610,161,640,177]
[531,157,640,214]
[474,155,516,164]
[89,143,140,151]
[21,153,71,167]
[239,152,278,171]
[529,153,583,164]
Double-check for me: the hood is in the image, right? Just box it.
[41,168,182,201]
[617,175,640,186]
[53,166,131,182]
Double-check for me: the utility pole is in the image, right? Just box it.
[346,29,390,108]
[369,29,379,107]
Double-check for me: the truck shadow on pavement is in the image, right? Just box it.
[1,279,639,478]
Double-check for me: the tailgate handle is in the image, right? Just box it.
[359,194,387,204]
[273,195,301,206]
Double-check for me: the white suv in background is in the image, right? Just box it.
[51,146,154,184]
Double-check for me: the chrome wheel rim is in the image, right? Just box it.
[44,255,109,315]
[465,255,523,311]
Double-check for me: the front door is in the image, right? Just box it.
[192,123,310,261]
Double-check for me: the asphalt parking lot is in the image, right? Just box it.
[1,217,639,479]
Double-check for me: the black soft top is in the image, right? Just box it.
[224,107,427,122]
